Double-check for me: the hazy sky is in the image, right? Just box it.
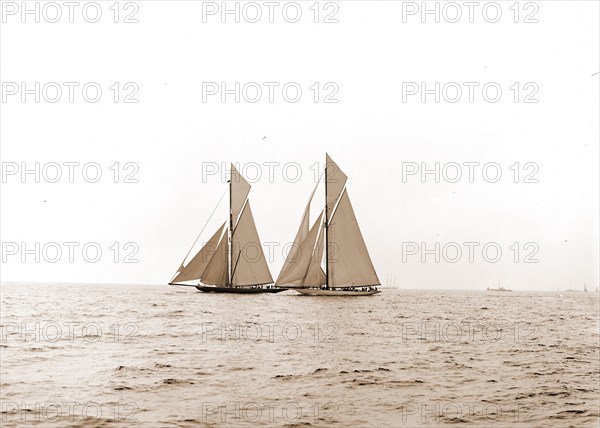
[1,1,598,290]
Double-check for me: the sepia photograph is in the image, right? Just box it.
[1,1,599,427]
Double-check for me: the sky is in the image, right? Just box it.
[1,0,599,290]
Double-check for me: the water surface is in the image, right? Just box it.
[1,284,599,427]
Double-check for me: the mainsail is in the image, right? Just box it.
[328,190,380,287]
[171,222,226,283]
[232,201,274,286]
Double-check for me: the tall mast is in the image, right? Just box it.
[324,160,329,289]
[228,169,233,287]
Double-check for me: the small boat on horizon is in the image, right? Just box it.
[275,154,381,296]
[565,283,588,293]
[169,164,285,294]
[487,282,512,292]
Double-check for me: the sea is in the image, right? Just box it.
[1,283,599,427]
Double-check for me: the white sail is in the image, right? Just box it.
[303,221,326,287]
[293,179,320,249]
[328,190,380,287]
[231,164,251,226]
[326,154,347,220]
[275,181,320,284]
[200,231,229,286]
[275,212,323,287]
[172,222,226,283]
[232,201,274,286]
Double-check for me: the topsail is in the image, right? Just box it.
[232,201,273,286]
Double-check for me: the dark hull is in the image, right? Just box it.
[294,288,380,296]
[196,285,286,294]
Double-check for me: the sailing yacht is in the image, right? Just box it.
[169,164,284,293]
[275,154,381,296]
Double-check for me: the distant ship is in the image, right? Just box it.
[565,283,588,293]
[487,282,512,292]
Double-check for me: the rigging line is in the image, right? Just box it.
[232,197,249,235]
[176,186,229,271]
[312,169,325,203]
[327,184,347,222]
[230,251,243,286]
